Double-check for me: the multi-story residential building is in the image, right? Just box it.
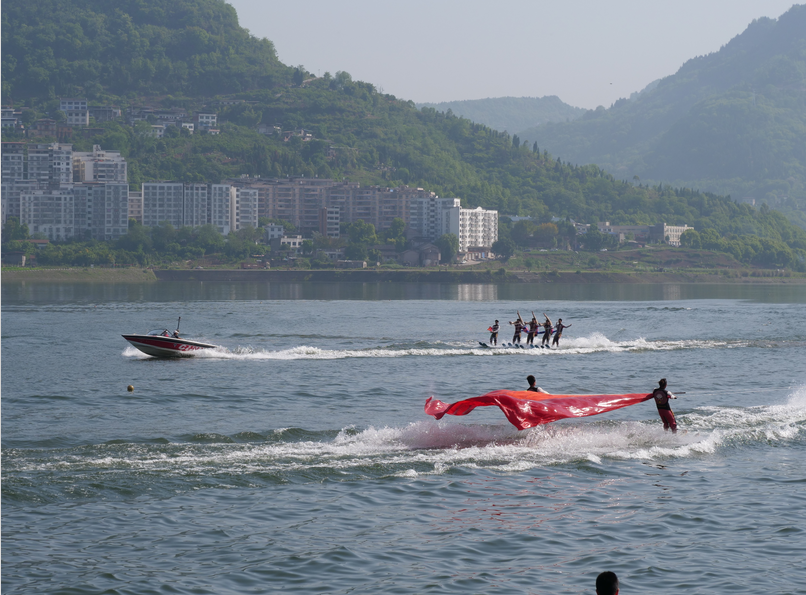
[2,108,20,129]
[73,183,130,240]
[230,178,436,236]
[87,106,121,123]
[595,221,691,246]
[27,143,73,188]
[456,206,499,251]
[59,98,89,126]
[73,145,127,183]
[142,182,185,227]
[319,207,340,238]
[651,223,691,247]
[408,196,498,250]
[409,196,460,240]
[59,98,87,112]
[210,184,235,234]
[128,191,143,224]
[183,183,209,228]
[19,187,76,240]
[234,186,259,232]
[264,224,284,242]
[2,179,39,223]
[2,142,26,182]
[195,112,217,128]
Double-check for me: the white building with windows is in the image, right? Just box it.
[27,143,73,187]
[142,182,185,227]
[195,112,217,129]
[233,186,259,231]
[409,195,498,251]
[20,187,75,240]
[59,98,89,126]
[73,145,127,183]
[73,183,130,240]
[210,184,235,234]
[409,196,461,240]
[183,183,209,228]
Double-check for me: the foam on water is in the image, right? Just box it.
[120,333,749,360]
[11,386,805,484]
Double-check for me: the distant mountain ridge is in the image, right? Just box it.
[416,96,584,134]
[517,4,806,228]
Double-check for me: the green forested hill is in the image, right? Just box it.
[1,0,292,100]
[416,96,585,135]
[517,4,806,227]
[2,0,806,269]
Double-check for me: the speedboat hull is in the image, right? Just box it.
[122,334,218,358]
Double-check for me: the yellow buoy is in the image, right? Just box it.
[127,385,134,392]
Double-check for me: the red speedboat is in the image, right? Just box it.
[123,318,218,357]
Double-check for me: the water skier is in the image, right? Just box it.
[551,318,571,347]
[652,378,678,433]
[509,311,526,344]
[526,375,549,394]
[540,314,553,347]
[489,320,500,345]
[526,313,540,345]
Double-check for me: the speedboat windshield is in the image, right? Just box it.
[146,329,169,336]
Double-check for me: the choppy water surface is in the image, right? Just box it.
[3,282,806,594]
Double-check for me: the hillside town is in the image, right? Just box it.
[2,97,698,266]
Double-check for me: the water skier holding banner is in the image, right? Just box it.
[652,378,678,432]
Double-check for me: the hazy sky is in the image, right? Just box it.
[226,0,798,110]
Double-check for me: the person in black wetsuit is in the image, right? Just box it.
[509,311,525,344]
[551,318,571,347]
[652,378,678,433]
[540,314,553,347]
[526,375,549,393]
[489,320,500,345]
[526,313,540,345]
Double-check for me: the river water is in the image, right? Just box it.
[2,281,805,594]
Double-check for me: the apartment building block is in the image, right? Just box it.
[142,182,185,227]
[2,179,39,223]
[73,145,127,183]
[210,184,236,234]
[59,98,89,126]
[234,186,259,232]
[195,112,217,128]
[183,183,210,228]
[128,191,143,224]
[20,187,76,240]
[27,143,73,187]
[73,183,130,240]
[2,142,26,182]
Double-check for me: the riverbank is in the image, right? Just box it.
[153,269,805,284]
[4,266,802,284]
[1,267,158,283]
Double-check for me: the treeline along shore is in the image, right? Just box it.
[2,267,803,284]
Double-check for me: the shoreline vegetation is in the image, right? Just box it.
[3,266,804,285]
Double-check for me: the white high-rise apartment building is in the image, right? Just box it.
[441,206,499,251]
[210,184,235,234]
[27,143,73,187]
[20,187,76,240]
[409,196,461,240]
[409,196,498,251]
[73,145,127,183]
[1,142,26,182]
[142,182,184,227]
[183,183,209,227]
[233,187,259,232]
